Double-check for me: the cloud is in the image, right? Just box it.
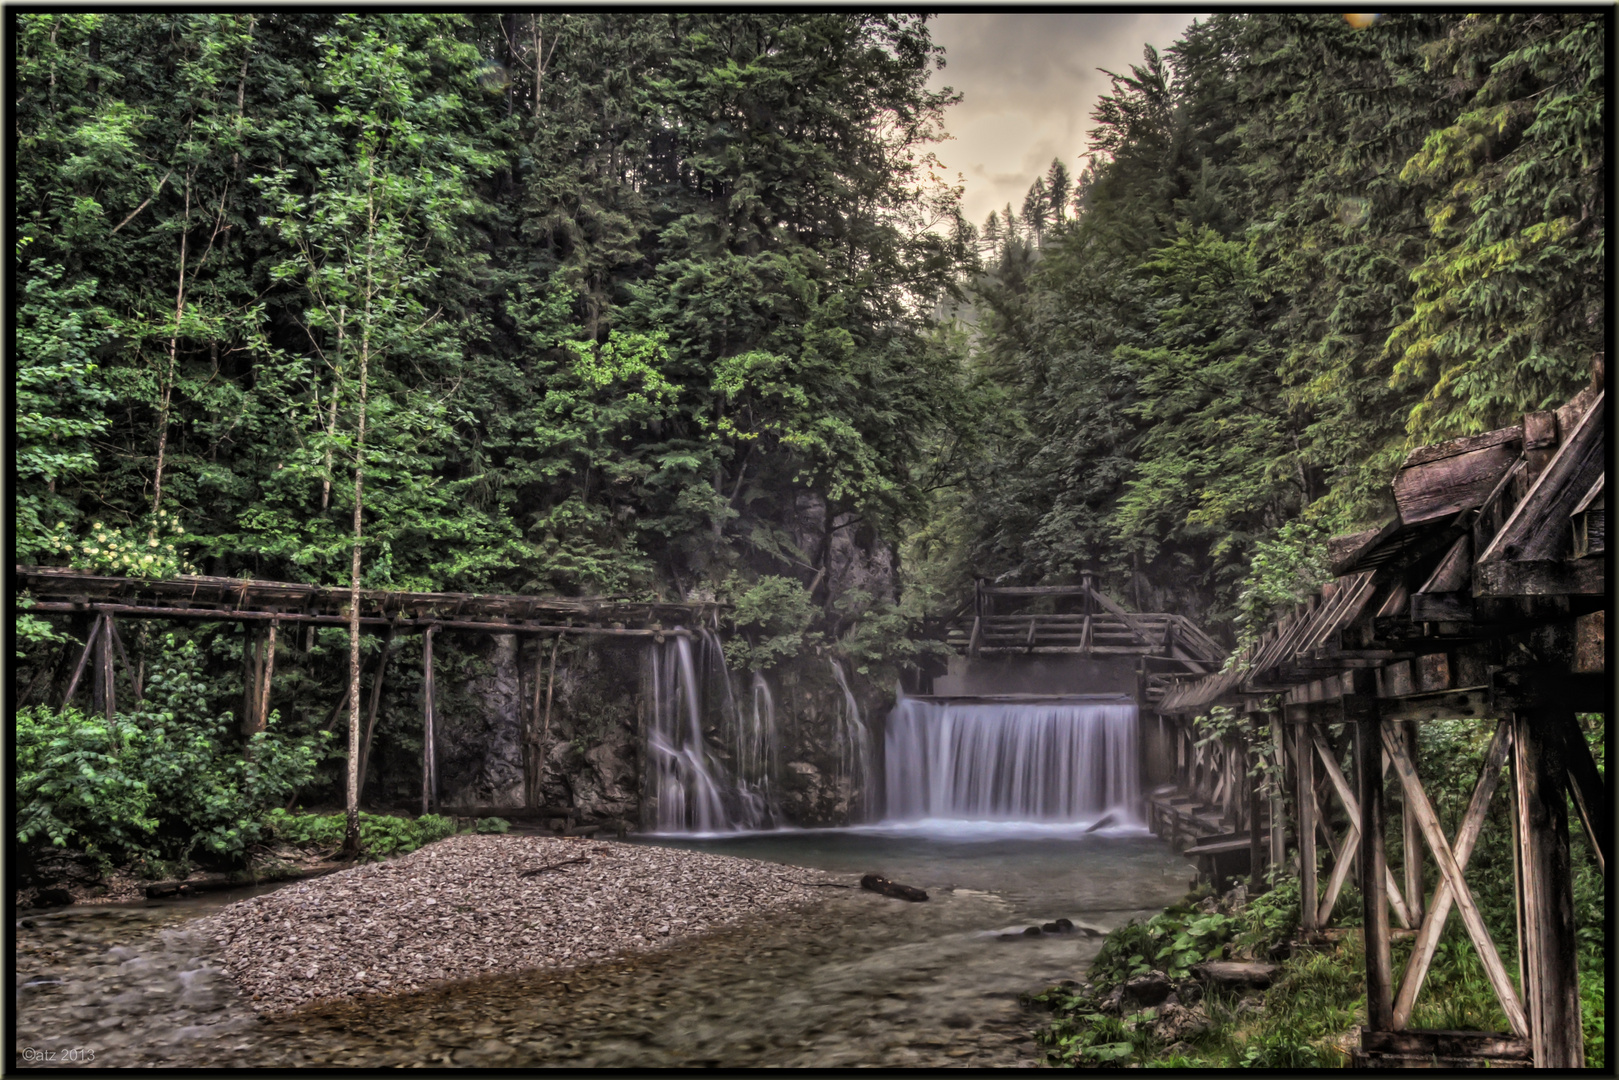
[927,13,1203,224]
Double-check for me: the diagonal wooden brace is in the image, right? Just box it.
[1391,720,1510,1030]
[1383,723,1527,1038]
[1313,726,1414,929]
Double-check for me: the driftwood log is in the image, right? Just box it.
[860,873,928,902]
[144,864,344,899]
[1084,811,1119,834]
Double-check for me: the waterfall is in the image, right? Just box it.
[644,631,784,833]
[646,635,727,833]
[883,696,1139,823]
[830,660,874,822]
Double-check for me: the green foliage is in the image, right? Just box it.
[16,633,325,867]
[264,809,456,858]
[721,574,823,671]
[15,707,157,857]
[473,816,510,834]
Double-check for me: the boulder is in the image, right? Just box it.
[1154,1002,1211,1044]
[1121,971,1173,1008]
[1192,960,1277,992]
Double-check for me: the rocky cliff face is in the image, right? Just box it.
[433,633,891,831]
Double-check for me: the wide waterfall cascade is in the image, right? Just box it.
[883,696,1140,823]
[644,631,785,833]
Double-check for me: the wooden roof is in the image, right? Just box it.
[1158,373,1605,716]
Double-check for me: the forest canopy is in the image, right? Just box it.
[15,10,1605,637]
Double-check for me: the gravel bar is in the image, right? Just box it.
[197,835,822,1014]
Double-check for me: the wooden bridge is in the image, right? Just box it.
[1150,363,1605,1068]
[16,565,722,815]
[935,575,1226,707]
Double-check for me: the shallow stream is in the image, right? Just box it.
[15,824,1187,1068]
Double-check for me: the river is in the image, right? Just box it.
[14,824,1188,1068]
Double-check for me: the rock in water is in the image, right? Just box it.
[859,874,928,902]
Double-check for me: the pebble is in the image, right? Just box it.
[197,835,820,1013]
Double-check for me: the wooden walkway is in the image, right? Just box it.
[936,575,1225,706]
[1151,362,1605,1068]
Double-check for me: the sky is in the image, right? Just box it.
[928,13,1204,227]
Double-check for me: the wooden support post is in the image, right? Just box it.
[1297,718,1317,932]
[1313,726,1414,929]
[103,617,136,705]
[357,626,393,803]
[1401,720,1424,927]
[248,619,278,737]
[1512,709,1584,1067]
[421,625,438,816]
[1352,696,1392,1032]
[93,612,115,722]
[1391,721,1511,1030]
[1269,716,1286,879]
[1248,727,1264,892]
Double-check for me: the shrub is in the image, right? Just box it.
[264,809,456,860]
[474,816,510,834]
[16,633,325,867]
[16,706,156,858]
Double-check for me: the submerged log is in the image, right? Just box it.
[860,873,928,902]
[1084,811,1119,834]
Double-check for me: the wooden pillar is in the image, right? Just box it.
[1352,695,1393,1031]
[1512,709,1584,1067]
[1269,715,1286,875]
[1248,725,1264,892]
[93,612,115,721]
[1296,714,1318,932]
[1401,720,1425,927]
[421,625,438,816]
[357,626,393,804]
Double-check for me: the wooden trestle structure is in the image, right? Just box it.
[1151,365,1606,1068]
[16,565,722,815]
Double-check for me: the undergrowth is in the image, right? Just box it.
[264,809,455,860]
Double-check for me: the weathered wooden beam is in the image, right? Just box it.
[1353,697,1393,1032]
[1359,1029,1531,1062]
[1248,729,1264,892]
[1473,557,1604,598]
[1512,710,1585,1066]
[1560,714,1608,874]
[1400,721,1425,929]
[24,601,696,635]
[1311,725,1413,929]
[1384,723,1528,1039]
[1392,720,1510,1030]
[422,625,438,817]
[1393,425,1522,526]
[1374,688,1493,723]
[1296,719,1318,932]
[1491,668,1606,714]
